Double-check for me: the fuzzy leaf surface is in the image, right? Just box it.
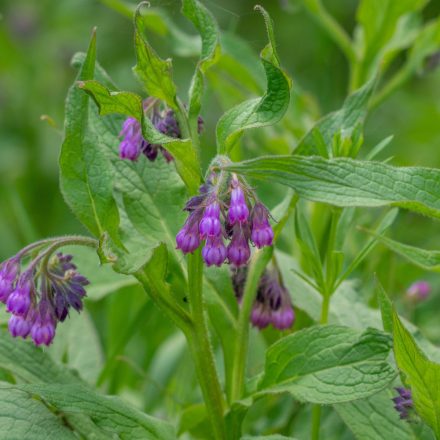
[226,156,440,220]
[258,325,395,404]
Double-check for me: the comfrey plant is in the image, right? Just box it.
[2,1,440,439]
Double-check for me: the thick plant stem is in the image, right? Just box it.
[187,250,226,440]
[228,247,273,403]
[311,405,322,440]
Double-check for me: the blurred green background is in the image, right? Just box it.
[1,0,440,414]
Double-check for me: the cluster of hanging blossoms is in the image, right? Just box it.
[0,241,90,346]
[176,171,274,268]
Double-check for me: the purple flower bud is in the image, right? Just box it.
[199,201,222,239]
[119,117,143,161]
[271,306,295,330]
[251,303,271,329]
[8,314,31,338]
[406,281,431,301]
[30,303,56,346]
[143,142,159,161]
[176,212,202,254]
[393,387,413,420]
[227,226,251,267]
[0,258,20,303]
[202,236,227,267]
[228,185,249,225]
[251,203,274,248]
[6,276,32,316]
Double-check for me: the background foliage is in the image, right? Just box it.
[1,0,440,438]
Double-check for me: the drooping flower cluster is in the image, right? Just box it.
[232,266,295,330]
[176,173,274,267]
[0,250,89,346]
[119,99,203,162]
[406,280,431,302]
[392,387,413,420]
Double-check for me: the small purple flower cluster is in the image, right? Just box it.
[119,101,203,162]
[0,252,89,346]
[176,174,274,267]
[232,267,295,330]
[392,387,413,420]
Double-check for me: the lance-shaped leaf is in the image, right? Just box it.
[258,325,396,404]
[225,156,440,220]
[18,383,176,440]
[59,30,120,240]
[294,79,375,156]
[335,389,414,440]
[79,80,200,194]
[366,230,440,271]
[392,309,440,437]
[182,0,220,124]
[216,6,291,154]
[133,2,178,109]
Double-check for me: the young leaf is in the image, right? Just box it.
[335,388,414,440]
[258,325,396,404]
[294,79,375,156]
[18,383,176,440]
[365,231,440,271]
[225,156,440,220]
[392,309,440,437]
[376,278,393,334]
[79,80,201,193]
[182,0,220,124]
[0,385,77,440]
[133,2,178,109]
[216,6,291,154]
[59,30,120,240]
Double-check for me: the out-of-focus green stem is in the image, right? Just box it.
[301,0,356,64]
[187,250,226,440]
[228,247,273,403]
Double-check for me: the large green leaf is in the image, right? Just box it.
[182,0,220,124]
[0,384,77,440]
[366,231,440,271]
[392,310,440,437]
[59,30,120,240]
[0,329,78,384]
[19,383,176,440]
[258,325,396,404]
[294,79,374,156]
[216,6,291,154]
[79,80,200,193]
[133,2,178,109]
[335,388,414,440]
[226,156,440,220]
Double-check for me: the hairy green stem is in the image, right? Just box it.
[301,0,356,63]
[187,250,226,440]
[228,247,273,403]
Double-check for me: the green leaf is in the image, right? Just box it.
[59,30,120,240]
[225,156,440,220]
[0,384,77,440]
[241,436,299,440]
[376,279,393,334]
[357,0,428,64]
[133,2,178,109]
[18,383,176,440]
[258,325,396,404]
[335,388,414,440]
[182,0,220,124]
[294,79,375,156]
[216,6,291,154]
[48,310,104,385]
[392,310,440,437]
[0,329,79,384]
[366,231,440,271]
[79,80,201,193]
